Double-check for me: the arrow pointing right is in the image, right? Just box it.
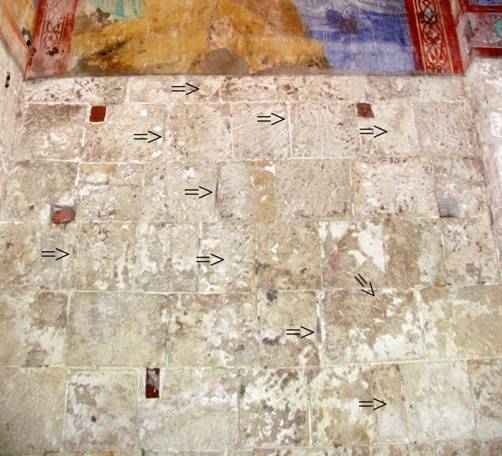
[373,125,388,138]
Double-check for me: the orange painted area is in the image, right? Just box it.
[70,0,327,75]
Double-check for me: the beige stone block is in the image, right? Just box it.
[432,157,487,218]
[138,369,238,451]
[165,104,231,161]
[401,362,475,442]
[369,444,433,455]
[276,159,352,221]
[0,223,67,291]
[142,161,217,223]
[221,77,276,102]
[258,290,319,367]
[358,99,419,158]
[468,359,502,439]
[0,291,67,366]
[239,369,308,447]
[129,76,222,104]
[257,223,321,290]
[352,159,438,218]
[217,161,276,223]
[441,217,500,285]
[420,285,502,358]
[69,222,136,290]
[65,369,138,450]
[310,366,400,446]
[135,223,198,292]
[231,103,289,159]
[0,161,77,223]
[166,293,259,367]
[321,220,385,288]
[15,104,86,160]
[322,290,423,364]
[434,440,483,455]
[0,367,65,454]
[384,218,446,288]
[78,164,144,221]
[23,77,76,102]
[291,103,358,158]
[67,292,168,367]
[74,77,127,104]
[199,222,255,292]
[414,102,479,157]
[84,104,165,162]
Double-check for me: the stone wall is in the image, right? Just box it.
[0,41,23,206]
[466,57,502,259]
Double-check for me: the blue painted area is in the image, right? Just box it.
[293,0,416,73]
[469,0,502,5]
[96,0,145,19]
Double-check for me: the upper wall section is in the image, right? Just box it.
[0,0,37,69]
[1,0,499,78]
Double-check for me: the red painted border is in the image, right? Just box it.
[466,4,502,13]
[404,0,425,71]
[475,46,502,56]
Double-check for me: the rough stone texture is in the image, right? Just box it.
[166,293,259,367]
[138,368,238,451]
[65,370,138,450]
[66,292,168,367]
[0,67,501,453]
[401,362,476,442]
[0,367,66,454]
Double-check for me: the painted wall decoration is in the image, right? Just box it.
[21,0,501,79]
[0,0,38,68]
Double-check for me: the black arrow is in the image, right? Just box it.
[359,397,387,411]
[286,326,314,339]
[256,112,285,126]
[196,254,224,266]
[184,186,213,199]
[359,125,388,139]
[133,130,162,143]
[354,273,375,297]
[171,82,199,96]
[41,247,70,261]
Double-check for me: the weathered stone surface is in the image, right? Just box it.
[432,158,487,218]
[217,161,276,223]
[256,223,321,290]
[15,104,86,160]
[0,367,66,454]
[138,369,238,451]
[0,291,67,366]
[420,285,502,358]
[135,223,198,292]
[0,161,77,222]
[358,99,419,157]
[232,103,289,159]
[68,222,136,290]
[66,292,168,367]
[142,161,217,223]
[221,77,276,102]
[401,362,475,442]
[414,102,479,156]
[291,103,358,158]
[165,104,231,161]
[384,218,445,288]
[352,158,437,218]
[78,164,144,221]
[468,359,502,439]
[0,223,67,291]
[166,293,259,367]
[23,78,76,102]
[74,77,127,104]
[321,220,385,288]
[65,370,138,450]
[258,290,319,367]
[322,290,423,363]
[239,369,308,447]
[276,160,352,221]
[84,104,165,162]
[440,216,500,285]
